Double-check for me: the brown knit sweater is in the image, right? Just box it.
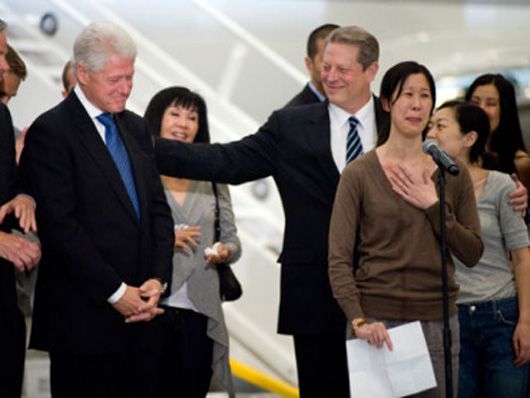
[328,150,483,322]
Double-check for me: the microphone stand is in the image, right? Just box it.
[437,166,453,398]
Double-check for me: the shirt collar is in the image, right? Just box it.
[308,81,326,102]
[328,95,374,128]
[74,85,106,119]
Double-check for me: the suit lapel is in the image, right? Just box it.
[304,102,340,189]
[67,95,139,223]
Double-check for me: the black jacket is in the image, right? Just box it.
[20,92,173,354]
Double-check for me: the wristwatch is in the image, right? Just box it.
[352,317,367,335]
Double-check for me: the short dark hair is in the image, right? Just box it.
[6,45,27,80]
[306,23,339,60]
[0,18,7,33]
[144,86,210,144]
[465,73,526,174]
[437,100,490,164]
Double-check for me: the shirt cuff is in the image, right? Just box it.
[107,282,126,304]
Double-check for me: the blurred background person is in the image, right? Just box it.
[0,44,28,163]
[0,38,38,322]
[0,44,27,106]
[428,100,530,398]
[466,74,530,210]
[0,45,35,319]
[145,86,241,398]
[328,61,483,397]
[0,44,27,149]
[61,60,76,98]
[284,23,339,107]
[0,18,40,398]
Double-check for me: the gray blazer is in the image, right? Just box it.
[163,180,241,397]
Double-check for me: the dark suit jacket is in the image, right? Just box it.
[284,83,321,108]
[0,102,21,333]
[0,103,18,319]
[155,99,388,335]
[0,103,26,398]
[20,92,174,355]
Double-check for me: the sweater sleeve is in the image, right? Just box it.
[217,183,242,264]
[328,164,365,321]
[425,164,483,267]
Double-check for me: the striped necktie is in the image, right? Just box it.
[346,116,363,164]
[97,112,141,220]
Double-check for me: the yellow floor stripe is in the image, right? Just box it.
[229,358,299,398]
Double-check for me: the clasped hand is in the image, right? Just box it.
[0,230,41,272]
[0,195,40,271]
[112,279,164,323]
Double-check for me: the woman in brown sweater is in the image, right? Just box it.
[328,61,483,396]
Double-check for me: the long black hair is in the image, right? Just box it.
[144,86,210,144]
[465,74,526,173]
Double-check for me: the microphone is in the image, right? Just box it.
[423,139,459,176]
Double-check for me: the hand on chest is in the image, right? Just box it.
[380,159,439,210]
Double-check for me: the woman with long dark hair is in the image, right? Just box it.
[466,74,530,211]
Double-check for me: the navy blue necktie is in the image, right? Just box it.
[96,113,140,220]
[346,116,363,164]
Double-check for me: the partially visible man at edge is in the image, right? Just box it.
[0,18,41,398]
[61,59,76,98]
[0,44,27,106]
[20,21,173,398]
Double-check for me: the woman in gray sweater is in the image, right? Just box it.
[144,87,241,398]
[428,100,530,397]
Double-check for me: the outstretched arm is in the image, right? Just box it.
[155,112,281,184]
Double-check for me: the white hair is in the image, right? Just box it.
[72,21,136,77]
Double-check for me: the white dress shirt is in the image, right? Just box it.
[329,96,378,173]
[74,85,108,144]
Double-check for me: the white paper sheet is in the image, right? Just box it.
[346,321,437,397]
